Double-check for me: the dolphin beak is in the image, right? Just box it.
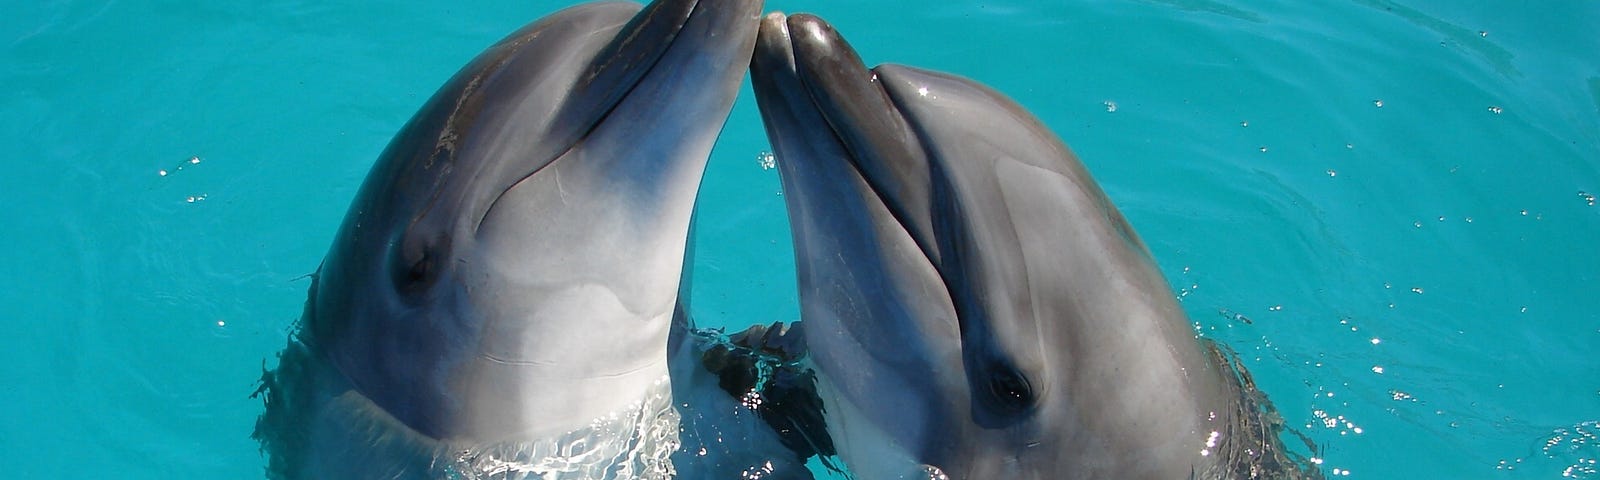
[753,13,943,265]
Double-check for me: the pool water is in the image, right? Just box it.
[3,1,1596,478]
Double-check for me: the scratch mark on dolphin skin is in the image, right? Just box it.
[555,167,569,205]
[480,352,558,367]
[430,74,479,171]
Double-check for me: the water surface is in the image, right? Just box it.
[2,1,1596,477]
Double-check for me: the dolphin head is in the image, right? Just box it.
[306,0,760,443]
[752,13,1248,478]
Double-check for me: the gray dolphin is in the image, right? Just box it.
[750,13,1316,479]
[252,1,816,478]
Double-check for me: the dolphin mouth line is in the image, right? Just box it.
[772,14,948,269]
[475,0,706,236]
[769,14,968,329]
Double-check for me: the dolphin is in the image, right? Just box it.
[750,13,1316,479]
[252,0,816,478]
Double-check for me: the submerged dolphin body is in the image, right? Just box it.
[751,13,1315,479]
[253,1,815,478]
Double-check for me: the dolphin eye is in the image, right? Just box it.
[985,363,1036,414]
[393,233,448,294]
[406,253,433,283]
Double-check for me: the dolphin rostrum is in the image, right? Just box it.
[750,12,1317,479]
[252,1,820,478]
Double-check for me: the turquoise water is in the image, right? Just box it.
[4,0,1597,478]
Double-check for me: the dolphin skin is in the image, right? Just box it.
[252,1,821,478]
[750,12,1317,479]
